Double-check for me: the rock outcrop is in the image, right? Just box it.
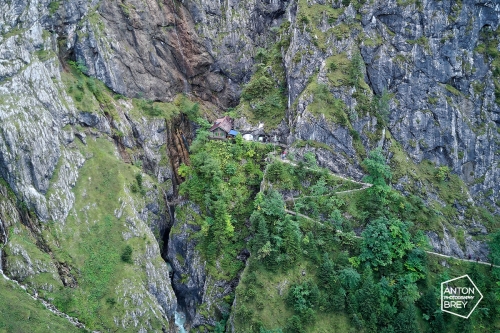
[167,203,241,329]
[1,0,499,331]
[45,0,237,107]
[1,1,179,329]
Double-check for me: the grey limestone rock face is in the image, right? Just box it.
[167,203,206,323]
[0,0,82,222]
[0,1,179,330]
[167,202,240,329]
[7,0,497,219]
[186,0,290,82]
[358,0,500,206]
[426,226,489,261]
[260,0,500,263]
[1,0,500,329]
[43,0,238,107]
[283,0,499,218]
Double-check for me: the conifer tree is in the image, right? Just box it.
[430,312,445,333]
[362,148,392,217]
[282,216,301,263]
[355,268,382,321]
[252,212,270,256]
[338,267,360,290]
[393,305,419,333]
[210,200,234,253]
[318,254,336,290]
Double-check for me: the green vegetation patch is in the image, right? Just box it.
[443,84,461,96]
[237,24,289,129]
[61,63,108,115]
[179,133,273,281]
[407,36,431,53]
[386,135,500,235]
[232,149,500,333]
[299,77,367,159]
[62,60,200,124]
[296,0,345,50]
[292,139,334,153]
[304,82,349,124]
[362,32,383,47]
[35,49,56,62]
[325,53,351,87]
[4,223,63,294]
[40,137,165,331]
[475,25,500,105]
[0,277,84,333]
[234,259,353,333]
[48,1,60,14]
[130,94,199,120]
[263,156,363,221]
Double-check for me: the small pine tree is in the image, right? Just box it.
[489,230,500,268]
[121,245,133,263]
[318,254,336,290]
[282,217,301,263]
[284,315,302,333]
[210,200,234,252]
[260,190,285,218]
[430,311,445,333]
[418,289,437,317]
[393,305,419,333]
[361,148,393,217]
[348,53,364,87]
[252,213,270,255]
[374,88,391,124]
[338,267,360,290]
[355,268,381,321]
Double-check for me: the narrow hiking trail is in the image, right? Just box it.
[280,158,373,193]
[258,150,499,269]
[259,151,372,196]
[289,211,500,269]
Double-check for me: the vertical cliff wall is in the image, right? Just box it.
[1,0,499,331]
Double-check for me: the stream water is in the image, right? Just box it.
[0,223,186,332]
[174,311,187,333]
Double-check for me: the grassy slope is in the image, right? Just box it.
[0,277,84,333]
[0,54,199,331]
[236,261,352,333]
[39,137,167,331]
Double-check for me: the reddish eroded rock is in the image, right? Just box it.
[76,0,235,107]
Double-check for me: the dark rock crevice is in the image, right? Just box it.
[162,203,205,327]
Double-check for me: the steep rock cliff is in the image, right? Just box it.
[281,0,499,259]
[0,1,180,329]
[46,0,237,107]
[1,0,500,331]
